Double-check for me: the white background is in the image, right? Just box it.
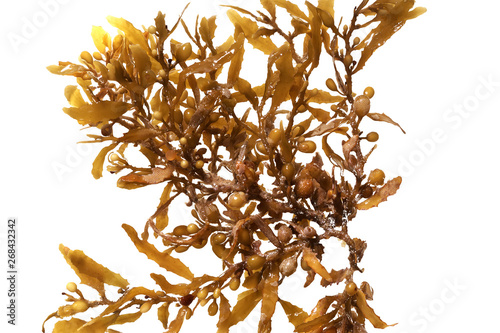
[1,0,499,332]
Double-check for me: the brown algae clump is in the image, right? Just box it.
[44,1,425,332]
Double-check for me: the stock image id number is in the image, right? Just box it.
[8,219,16,269]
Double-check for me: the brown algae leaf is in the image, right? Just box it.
[59,244,129,294]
